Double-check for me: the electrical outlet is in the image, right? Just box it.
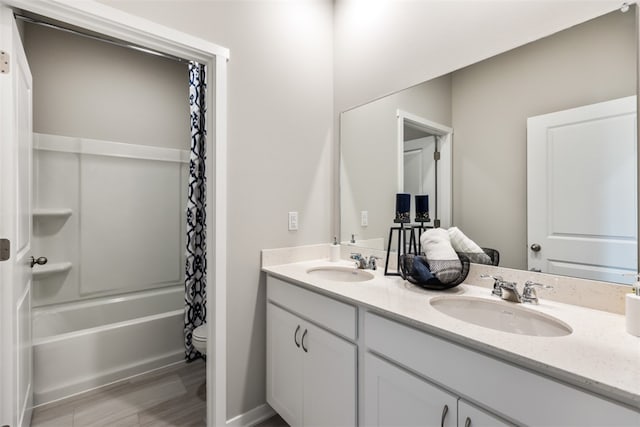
[361,210,368,227]
[288,211,298,231]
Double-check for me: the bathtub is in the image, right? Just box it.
[32,286,185,406]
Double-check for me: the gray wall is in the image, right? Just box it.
[333,0,623,114]
[451,9,636,269]
[98,0,334,420]
[23,22,188,149]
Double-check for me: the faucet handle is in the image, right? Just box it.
[481,274,504,297]
[350,253,363,260]
[522,281,553,304]
[367,255,381,270]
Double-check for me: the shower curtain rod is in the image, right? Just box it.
[14,13,189,64]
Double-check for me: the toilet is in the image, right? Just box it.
[192,324,207,355]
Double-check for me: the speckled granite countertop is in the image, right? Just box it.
[262,259,640,410]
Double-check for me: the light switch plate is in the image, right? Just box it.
[361,211,368,227]
[288,211,298,231]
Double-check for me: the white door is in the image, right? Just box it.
[0,6,34,427]
[266,303,303,427]
[302,322,356,427]
[527,96,637,283]
[364,353,457,427]
[404,136,436,222]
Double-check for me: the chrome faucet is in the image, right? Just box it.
[481,275,552,304]
[350,253,379,270]
[496,280,522,303]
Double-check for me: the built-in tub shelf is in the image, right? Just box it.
[33,262,72,278]
[33,208,73,219]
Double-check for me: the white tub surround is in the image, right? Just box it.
[32,133,188,306]
[261,249,640,415]
[32,287,184,406]
[30,133,189,406]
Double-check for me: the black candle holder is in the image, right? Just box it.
[394,212,411,223]
[384,223,418,276]
[415,211,430,223]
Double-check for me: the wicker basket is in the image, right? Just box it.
[399,248,499,290]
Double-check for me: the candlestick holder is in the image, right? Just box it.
[384,223,418,276]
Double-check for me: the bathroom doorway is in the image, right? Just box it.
[397,110,453,229]
[0,3,228,426]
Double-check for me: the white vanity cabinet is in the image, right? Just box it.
[266,277,357,427]
[364,352,458,427]
[364,352,510,427]
[365,312,640,427]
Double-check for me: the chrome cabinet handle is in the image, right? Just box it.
[440,404,448,427]
[301,329,308,352]
[30,256,48,268]
[465,417,471,427]
[294,325,301,348]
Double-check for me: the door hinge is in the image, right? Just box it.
[0,238,10,261]
[0,51,9,74]
[433,151,441,161]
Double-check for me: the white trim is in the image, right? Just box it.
[212,52,229,427]
[396,110,453,227]
[225,403,276,427]
[16,283,30,427]
[2,0,229,61]
[400,111,453,135]
[33,133,189,163]
[0,1,229,426]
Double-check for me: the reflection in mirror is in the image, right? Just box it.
[340,8,637,284]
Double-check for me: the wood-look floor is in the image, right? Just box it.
[254,414,289,427]
[31,360,206,427]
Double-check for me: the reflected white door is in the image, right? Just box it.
[0,6,34,427]
[404,136,436,221]
[527,96,637,283]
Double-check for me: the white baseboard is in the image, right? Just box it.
[226,403,276,427]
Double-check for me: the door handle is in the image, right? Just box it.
[294,325,301,348]
[530,243,541,252]
[301,329,308,352]
[30,256,48,268]
[440,404,448,427]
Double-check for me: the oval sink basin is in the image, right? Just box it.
[430,296,572,337]
[306,266,374,282]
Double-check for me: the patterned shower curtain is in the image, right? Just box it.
[185,62,207,360]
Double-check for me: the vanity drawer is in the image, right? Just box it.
[365,312,639,426]
[267,276,357,340]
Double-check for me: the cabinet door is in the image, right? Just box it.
[364,353,457,427]
[302,322,357,427]
[267,303,303,427]
[458,399,512,427]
